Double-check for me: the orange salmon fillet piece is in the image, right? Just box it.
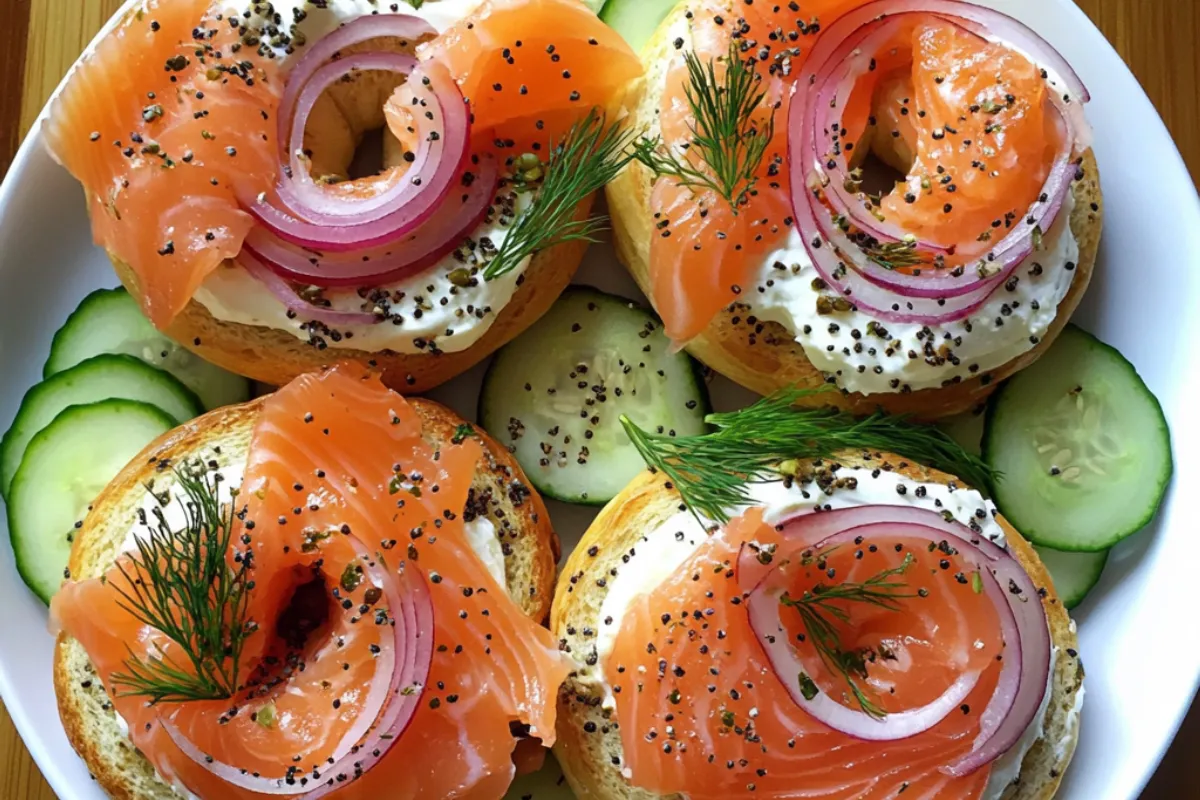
[43,0,280,328]
[608,508,1003,799]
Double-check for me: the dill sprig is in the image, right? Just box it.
[108,465,254,705]
[620,386,996,524]
[483,110,635,280]
[632,43,776,212]
[782,552,916,718]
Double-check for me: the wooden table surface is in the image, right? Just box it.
[1,0,1198,797]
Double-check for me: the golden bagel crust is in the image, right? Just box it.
[550,453,1083,800]
[606,0,1103,420]
[54,393,559,800]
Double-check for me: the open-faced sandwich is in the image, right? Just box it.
[44,0,641,392]
[50,364,569,797]
[607,0,1102,418]
[553,392,1085,798]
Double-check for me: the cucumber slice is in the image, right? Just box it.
[1,354,201,497]
[1032,545,1108,611]
[983,324,1172,552]
[44,288,251,410]
[480,286,709,505]
[8,400,175,603]
[600,0,678,53]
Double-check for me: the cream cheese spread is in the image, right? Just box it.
[748,193,1080,395]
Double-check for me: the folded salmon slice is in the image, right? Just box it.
[43,0,280,328]
[607,508,1005,799]
[421,0,642,156]
[54,365,570,798]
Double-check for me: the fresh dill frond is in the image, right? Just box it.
[633,43,776,212]
[483,110,635,280]
[782,553,916,718]
[108,465,254,705]
[621,385,997,524]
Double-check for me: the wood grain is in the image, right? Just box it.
[0,0,1197,798]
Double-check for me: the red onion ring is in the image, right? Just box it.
[278,14,437,88]
[278,52,422,222]
[304,549,434,798]
[266,13,438,224]
[244,154,499,287]
[239,251,382,327]
[739,505,1050,773]
[248,56,469,251]
[809,17,955,258]
[788,0,1089,325]
[162,538,434,795]
[810,12,1070,294]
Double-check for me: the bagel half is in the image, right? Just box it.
[607,0,1103,420]
[111,23,590,394]
[551,453,1084,800]
[54,394,559,800]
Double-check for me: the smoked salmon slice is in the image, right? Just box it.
[645,0,1068,344]
[422,0,642,157]
[52,365,571,798]
[43,0,280,329]
[607,507,1005,799]
[873,20,1057,251]
[650,6,794,342]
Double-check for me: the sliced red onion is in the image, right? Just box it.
[266,13,439,225]
[277,51,421,222]
[304,550,434,799]
[278,14,437,88]
[240,250,382,327]
[739,505,1050,773]
[808,17,954,258]
[162,538,434,795]
[248,56,468,251]
[811,12,1070,295]
[244,154,499,287]
[802,0,1090,148]
[788,0,1089,324]
[744,529,983,741]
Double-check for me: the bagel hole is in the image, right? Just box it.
[856,151,908,198]
[301,66,408,183]
[275,572,332,652]
[347,127,387,180]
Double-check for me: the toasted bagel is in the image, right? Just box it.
[54,394,559,799]
[606,0,1102,420]
[109,27,591,395]
[551,453,1083,800]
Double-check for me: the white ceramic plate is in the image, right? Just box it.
[1,1,1197,798]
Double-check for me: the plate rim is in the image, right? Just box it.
[0,1,1197,798]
